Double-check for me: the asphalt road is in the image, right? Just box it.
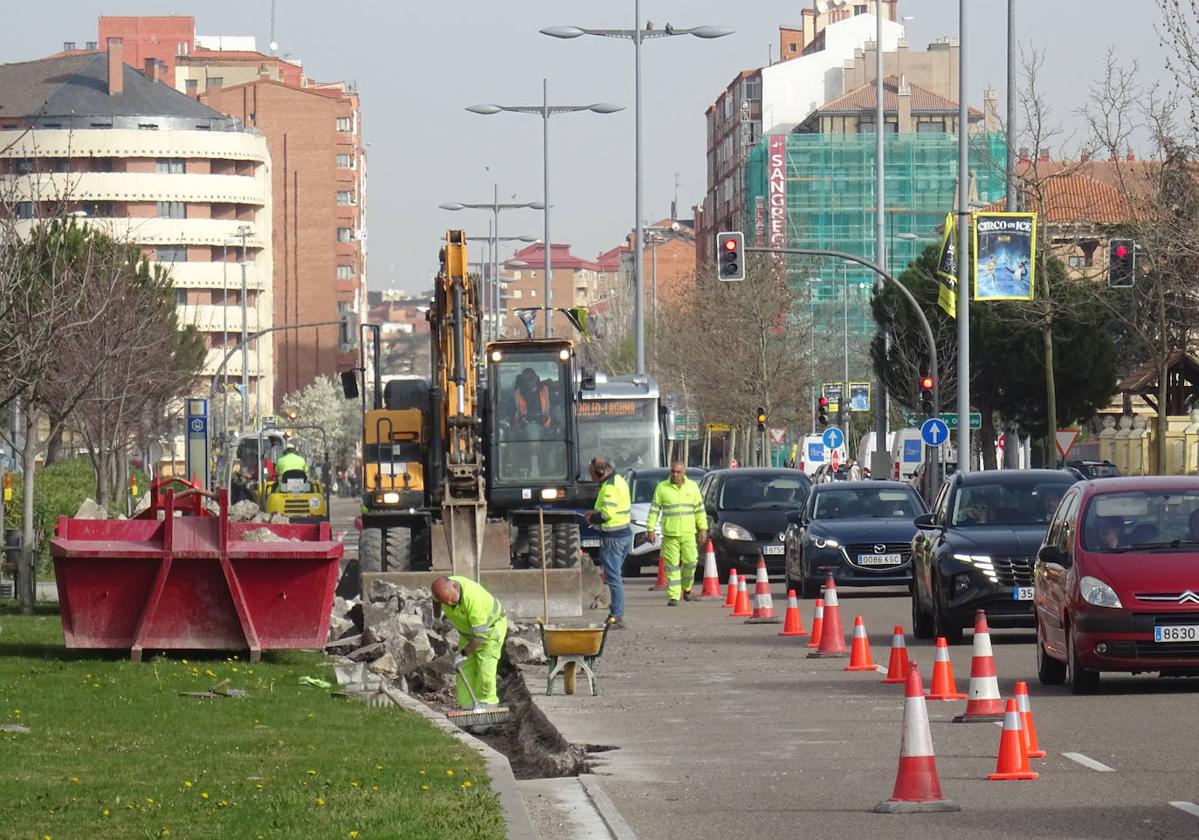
[529,576,1199,840]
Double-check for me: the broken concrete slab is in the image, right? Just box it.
[74,498,108,520]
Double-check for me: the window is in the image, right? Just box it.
[336,190,354,205]
[337,265,355,280]
[337,227,353,242]
[52,159,69,174]
[858,119,898,134]
[93,157,114,172]
[530,289,537,298]
[82,201,112,218]
[14,158,32,175]
[175,290,188,306]
[157,201,186,219]
[156,158,185,174]
[16,202,34,220]
[336,116,352,132]
[336,153,353,168]
[744,77,762,101]
[156,245,188,263]
[917,120,946,134]
[512,270,522,280]
[510,289,523,300]
[789,43,797,52]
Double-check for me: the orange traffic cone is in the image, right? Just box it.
[807,577,848,658]
[846,615,879,671]
[745,556,779,623]
[926,637,966,700]
[987,698,1038,780]
[954,610,1004,722]
[874,663,960,813]
[881,626,910,684]
[777,590,808,637]
[723,568,739,608]
[731,575,752,617]
[699,540,722,598]
[1014,681,1046,758]
[649,555,666,591]
[805,598,824,649]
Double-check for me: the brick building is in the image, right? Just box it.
[503,243,603,337]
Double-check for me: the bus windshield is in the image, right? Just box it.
[492,354,570,483]
[578,398,660,479]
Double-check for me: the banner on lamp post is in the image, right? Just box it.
[973,212,1037,301]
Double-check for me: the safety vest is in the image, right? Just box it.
[515,386,551,427]
[276,451,307,476]
[442,576,505,644]
[645,478,707,537]
[593,473,632,534]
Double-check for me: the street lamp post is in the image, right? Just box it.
[957,0,971,473]
[236,224,252,434]
[542,8,731,374]
[467,86,622,338]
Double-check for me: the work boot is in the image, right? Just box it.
[606,616,625,630]
[682,591,693,602]
[667,599,679,607]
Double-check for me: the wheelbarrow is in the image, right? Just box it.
[540,622,610,696]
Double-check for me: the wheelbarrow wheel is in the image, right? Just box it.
[563,660,577,695]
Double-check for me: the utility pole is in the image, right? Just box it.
[1003,0,1021,469]
[956,0,972,474]
[872,3,889,478]
[238,225,251,434]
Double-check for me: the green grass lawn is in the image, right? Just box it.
[0,604,507,840]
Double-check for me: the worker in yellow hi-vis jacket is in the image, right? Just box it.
[645,461,708,606]
[432,576,507,708]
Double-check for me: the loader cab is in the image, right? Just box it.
[485,339,580,509]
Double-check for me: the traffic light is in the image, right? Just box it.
[1108,238,1135,288]
[716,231,745,281]
[817,396,829,428]
[756,405,767,431]
[919,374,935,417]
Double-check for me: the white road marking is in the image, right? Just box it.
[1169,801,1199,818]
[1063,752,1115,772]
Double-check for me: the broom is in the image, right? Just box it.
[446,660,513,728]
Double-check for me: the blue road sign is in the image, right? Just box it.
[822,427,844,451]
[921,417,950,448]
[807,442,824,463]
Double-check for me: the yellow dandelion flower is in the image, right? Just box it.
[418,770,426,776]
[219,800,228,808]
[146,798,154,804]
[200,792,209,800]
[307,769,317,776]
[255,784,263,790]
[101,809,110,817]
[181,659,188,665]
[374,764,384,770]
[445,769,454,776]
[462,781,473,788]
[231,667,239,672]
[371,785,380,792]
[92,683,101,688]
[183,780,192,789]
[315,798,326,806]
[69,776,79,783]
[159,830,171,838]
[420,784,429,791]
[350,833,359,839]
[350,781,360,788]
[205,670,216,678]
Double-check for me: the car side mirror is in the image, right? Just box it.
[1037,544,1071,568]
[914,512,939,529]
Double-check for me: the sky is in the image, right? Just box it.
[0,1,1175,292]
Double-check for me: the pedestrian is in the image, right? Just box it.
[847,458,863,481]
[431,576,508,710]
[583,456,632,629]
[645,460,708,606]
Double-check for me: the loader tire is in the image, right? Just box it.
[552,522,581,569]
[359,528,384,574]
[528,523,551,570]
[385,527,413,572]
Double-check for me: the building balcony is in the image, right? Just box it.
[60,217,267,248]
[2,172,265,206]
[201,347,264,378]
[167,260,265,291]
[178,304,263,335]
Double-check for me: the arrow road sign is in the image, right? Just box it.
[921,418,950,448]
[822,427,844,451]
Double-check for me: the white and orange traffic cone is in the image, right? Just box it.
[987,698,1038,781]
[874,663,960,813]
[845,615,880,671]
[731,575,753,617]
[881,626,910,684]
[649,555,667,591]
[699,540,722,598]
[777,590,808,637]
[807,577,848,658]
[723,568,739,608]
[1014,681,1046,759]
[745,556,779,623]
[805,598,825,649]
[926,637,967,700]
[954,610,1005,722]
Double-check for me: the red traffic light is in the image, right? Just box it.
[919,375,935,391]
[1115,244,1130,258]
[723,237,738,251]
[818,396,829,408]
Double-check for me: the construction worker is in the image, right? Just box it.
[583,456,632,629]
[431,575,508,708]
[512,368,551,430]
[645,461,708,606]
[275,444,307,478]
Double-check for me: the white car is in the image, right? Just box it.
[624,467,707,576]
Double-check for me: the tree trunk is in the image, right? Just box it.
[979,405,998,470]
[1043,324,1058,467]
[1157,358,1170,475]
[18,411,36,615]
[44,421,64,467]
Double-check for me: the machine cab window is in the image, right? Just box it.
[490,352,571,483]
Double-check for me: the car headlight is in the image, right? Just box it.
[721,522,754,541]
[952,553,997,583]
[811,535,840,550]
[540,488,560,500]
[381,491,400,504]
[1080,575,1122,609]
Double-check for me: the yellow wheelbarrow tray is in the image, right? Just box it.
[538,621,610,696]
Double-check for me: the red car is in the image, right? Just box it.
[1034,476,1199,693]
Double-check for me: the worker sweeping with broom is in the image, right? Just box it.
[431,576,510,725]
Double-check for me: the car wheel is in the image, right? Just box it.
[798,557,820,599]
[932,578,963,645]
[1036,618,1066,686]
[911,582,934,639]
[1067,624,1100,695]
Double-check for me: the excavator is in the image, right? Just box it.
[340,231,587,613]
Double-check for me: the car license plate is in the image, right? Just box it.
[762,544,785,555]
[581,539,601,548]
[1013,586,1034,601]
[1154,625,1199,643]
[857,553,902,566]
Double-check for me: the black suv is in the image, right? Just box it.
[910,469,1077,644]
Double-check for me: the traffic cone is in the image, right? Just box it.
[953,610,1004,722]
[845,615,879,671]
[699,540,722,598]
[987,698,1038,780]
[730,575,752,617]
[745,556,779,623]
[777,590,808,637]
[874,663,960,813]
[723,568,739,608]
[805,598,824,649]
[807,576,848,658]
[926,638,966,700]
[649,555,666,591]
[1014,681,1046,759]
[881,626,910,684]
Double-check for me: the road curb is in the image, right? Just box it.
[579,774,639,840]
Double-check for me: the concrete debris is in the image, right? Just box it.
[327,614,355,642]
[504,635,546,666]
[367,652,399,677]
[132,492,152,516]
[400,632,436,668]
[229,500,263,522]
[74,498,108,520]
[347,641,387,662]
[580,558,610,610]
[241,527,291,543]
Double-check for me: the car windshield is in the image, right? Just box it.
[719,474,809,510]
[812,488,921,520]
[951,478,1072,526]
[1082,490,1199,552]
[630,470,704,503]
[1084,462,1121,478]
